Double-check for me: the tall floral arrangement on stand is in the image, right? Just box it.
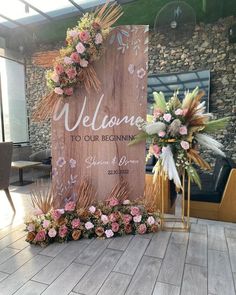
[33,2,123,121]
[130,88,229,188]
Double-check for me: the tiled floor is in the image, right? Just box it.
[1,175,236,295]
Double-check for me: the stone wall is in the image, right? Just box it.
[26,17,236,160]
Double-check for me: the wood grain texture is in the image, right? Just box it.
[157,242,187,286]
[145,231,171,258]
[52,25,148,203]
[186,232,207,266]
[153,282,180,295]
[97,272,131,295]
[181,264,207,295]
[113,236,150,275]
[125,256,162,295]
[208,225,227,251]
[73,249,121,295]
[208,249,235,295]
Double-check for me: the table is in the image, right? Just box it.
[11,161,41,186]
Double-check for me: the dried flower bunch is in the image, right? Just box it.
[25,198,160,247]
[130,88,229,188]
[33,2,123,121]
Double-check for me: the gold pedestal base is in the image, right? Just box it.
[160,170,191,232]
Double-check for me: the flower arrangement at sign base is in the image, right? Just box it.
[25,198,160,247]
[33,2,123,121]
[130,88,229,188]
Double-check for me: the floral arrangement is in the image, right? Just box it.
[25,198,160,247]
[130,88,228,188]
[33,2,123,121]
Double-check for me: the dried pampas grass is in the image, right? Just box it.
[31,181,54,214]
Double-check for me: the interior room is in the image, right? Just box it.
[0,0,236,294]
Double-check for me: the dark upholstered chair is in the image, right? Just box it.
[185,156,236,222]
[29,149,52,173]
[0,142,15,212]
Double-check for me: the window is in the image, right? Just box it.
[0,57,29,143]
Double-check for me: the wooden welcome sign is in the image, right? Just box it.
[51,25,148,203]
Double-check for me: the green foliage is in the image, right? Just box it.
[186,165,202,189]
[153,91,166,112]
[203,117,230,133]
[128,131,150,146]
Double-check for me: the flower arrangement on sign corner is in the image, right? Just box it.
[129,87,229,189]
[33,2,123,121]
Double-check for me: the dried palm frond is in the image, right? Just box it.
[107,179,130,202]
[31,182,54,214]
[81,66,101,93]
[95,2,123,29]
[76,179,96,209]
[143,180,161,212]
[32,92,61,122]
[187,149,211,171]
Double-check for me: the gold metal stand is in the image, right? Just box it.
[160,169,191,232]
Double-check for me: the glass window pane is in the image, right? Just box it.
[0,58,28,143]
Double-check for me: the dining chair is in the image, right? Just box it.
[0,142,15,212]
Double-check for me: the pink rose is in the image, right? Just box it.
[111,222,120,233]
[51,209,64,221]
[48,228,57,238]
[163,113,172,122]
[76,42,86,54]
[95,33,103,44]
[27,223,35,232]
[123,199,131,205]
[34,230,46,242]
[175,108,183,116]
[71,218,80,229]
[89,206,96,213]
[55,64,64,75]
[85,221,94,230]
[105,229,114,238]
[153,145,161,155]
[64,56,73,64]
[158,131,166,138]
[109,213,117,223]
[147,216,155,225]
[70,52,80,63]
[79,31,90,42]
[54,87,63,95]
[123,214,132,224]
[64,87,73,96]
[182,108,188,116]
[138,224,147,234]
[153,108,163,118]
[42,220,50,229]
[65,67,77,79]
[80,59,88,67]
[180,140,190,150]
[179,126,188,135]
[68,30,78,38]
[51,72,59,83]
[65,201,76,212]
[130,206,140,216]
[101,214,109,224]
[109,197,119,207]
[59,225,68,238]
[133,215,142,223]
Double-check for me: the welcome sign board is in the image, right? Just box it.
[52,25,148,203]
